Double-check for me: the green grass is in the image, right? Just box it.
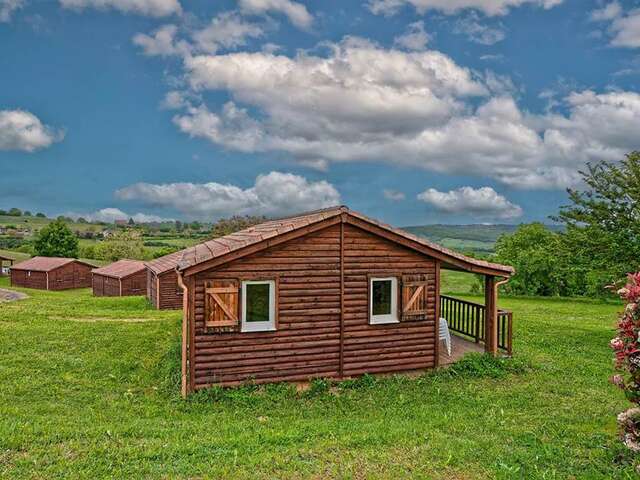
[0,276,635,478]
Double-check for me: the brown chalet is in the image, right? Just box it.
[146,250,185,310]
[92,259,147,297]
[176,206,515,396]
[10,257,93,290]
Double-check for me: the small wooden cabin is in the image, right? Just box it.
[146,250,185,310]
[176,206,514,395]
[0,254,14,275]
[92,259,147,297]
[10,257,93,290]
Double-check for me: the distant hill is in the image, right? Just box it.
[401,224,564,254]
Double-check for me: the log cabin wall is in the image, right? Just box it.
[157,270,183,310]
[189,222,438,389]
[10,270,47,289]
[147,269,157,306]
[192,224,342,389]
[341,223,437,376]
[120,270,147,296]
[47,263,92,290]
[92,274,120,296]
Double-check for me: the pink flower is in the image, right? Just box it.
[611,337,625,351]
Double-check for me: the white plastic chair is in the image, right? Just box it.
[439,318,451,356]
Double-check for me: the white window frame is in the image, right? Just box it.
[241,280,276,332]
[369,277,399,325]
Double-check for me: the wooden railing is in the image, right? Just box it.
[440,295,512,355]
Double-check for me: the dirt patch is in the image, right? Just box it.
[0,288,28,303]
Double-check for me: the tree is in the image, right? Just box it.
[34,219,79,258]
[23,210,32,216]
[494,223,566,296]
[210,215,268,237]
[554,151,640,296]
[35,212,46,218]
[94,229,146,261]
[8,208,22,216]
[128,217,135,226]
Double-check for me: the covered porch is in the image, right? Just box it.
[436,270,514,365]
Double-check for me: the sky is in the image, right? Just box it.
[1,0,640,226]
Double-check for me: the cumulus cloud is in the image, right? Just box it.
[418,186,523,219]
[0,109,64,152]
[238,0,313,30]
[453,13,506,45]
[115,171,341,219]
[0,0,24,22]
[66,208,173,223]
[166,36,640,189]
[383,189,406,201]
[590,1,622,22]
[367,0,563,17]
[192,11,264,54]
[60,0,181,16]
[132,24,190,57]
[591,3,640,48]
[394,21,430,50]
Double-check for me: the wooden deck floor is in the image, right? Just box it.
[439,334,484,366]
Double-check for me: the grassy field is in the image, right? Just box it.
[0,274,635,478]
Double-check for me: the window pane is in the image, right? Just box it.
[372,280,392,315]
[246,283,270,322]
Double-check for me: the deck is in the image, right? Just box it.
[439,333,484,366]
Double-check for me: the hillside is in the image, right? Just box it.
[402,224,564,253]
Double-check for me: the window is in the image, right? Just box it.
[241,280,276,332]
[370,277,398,324]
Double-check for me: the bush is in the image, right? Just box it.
[34,219,79,258]
[94,230,145,261]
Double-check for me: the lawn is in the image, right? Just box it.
[0,275,636,478]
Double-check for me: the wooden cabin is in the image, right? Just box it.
[0,254,14,275]
[10,257,93,290]
[146,250,185,310]
[175,206,515,395]
[92,259,147,297]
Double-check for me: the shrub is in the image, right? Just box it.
[34,219,79,258]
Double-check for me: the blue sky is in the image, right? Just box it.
[1,0,640,226]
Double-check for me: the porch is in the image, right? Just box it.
[437,291,513,365]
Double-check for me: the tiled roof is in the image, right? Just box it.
[145,249,186,275]
[92,259,146,279]
[11,256,93,272]
[177,206,515,276]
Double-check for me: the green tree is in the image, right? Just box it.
[8,208,22,216]
[494,223,565,296]
[94,229,146,261]
[553,151,640,296]
[34,219,79,258]
[210,215,267,237]
[35,212,46,218]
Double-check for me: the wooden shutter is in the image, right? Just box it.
[204,280,239,329]
[401,274,431,321]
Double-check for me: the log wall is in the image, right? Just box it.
[11,262,92,290]
[189,222,438,389]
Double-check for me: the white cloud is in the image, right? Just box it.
[453,13,505,45]
[590,1,621,22]
[394,21,430,50]
[590,3,640,49]
[192,11,264,54]
[238,0,313,30]
[60,0,181,16]
[114,171,341,219]
[417,186,523,219]
[0,0,24,22]
[164,37,640,190]
[0,109,64,152]
[132,24,190,57]
[66,208,173,223]
[367,0,562,17]
[383,189,406,201]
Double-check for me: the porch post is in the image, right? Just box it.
[484,275,498,356]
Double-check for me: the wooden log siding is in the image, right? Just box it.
[342,224,436,376]
[190,223,438,389]
[11,261,92,290]
[147,269,183,310]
